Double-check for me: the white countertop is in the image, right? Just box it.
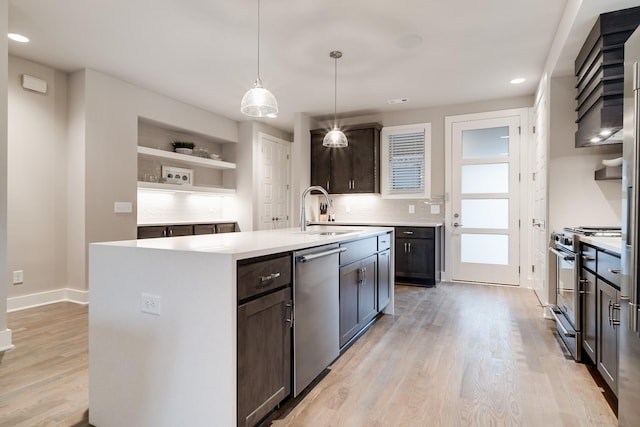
[310,220,443,227]
[580,236,623,255]
[95,225,393,260]
[138,219,237,226]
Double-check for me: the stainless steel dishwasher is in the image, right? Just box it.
[293,244,344,396]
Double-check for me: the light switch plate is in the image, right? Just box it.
[114,202,132,213]
[409,205,415,214]
[430,204,440,214]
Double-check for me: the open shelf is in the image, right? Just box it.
[594,165,622,180]
[137,146,236,170]
[137,181,236,194]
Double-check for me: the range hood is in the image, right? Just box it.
[575,7,640,147]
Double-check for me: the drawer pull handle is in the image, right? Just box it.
[581,255,594,261]
[259,272,281,283]
[608,268,621,275]
[402,231,414,235]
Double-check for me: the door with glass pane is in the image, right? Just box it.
[451,116,520,285]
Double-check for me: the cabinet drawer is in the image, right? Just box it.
[395,227,434,239]
[216,222,237,233]
[237,254,292,301]
[581,245,597,272]
[167,225,193,237]
[137,226,166,239]
[378,233,391,251]
[598,251,621,288]
[340,237,377,265]
[193,223,216,235]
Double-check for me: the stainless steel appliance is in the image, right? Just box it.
[292,244,344,396]
[620,27,640,425]
[549,227,621,361]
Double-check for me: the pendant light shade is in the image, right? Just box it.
[323,126,348,148]
[324,50,347,147]
[241,0,278,118]
[241,78,278,117]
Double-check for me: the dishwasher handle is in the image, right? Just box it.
[295,247,346,263]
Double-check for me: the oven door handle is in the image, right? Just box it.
[548,247,575,261]
[550,308,576,337]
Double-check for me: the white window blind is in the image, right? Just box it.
[381,123,431,199]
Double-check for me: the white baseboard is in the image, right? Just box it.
[0,328,14,352]
[7,288,89,312]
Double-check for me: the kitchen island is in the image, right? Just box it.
[88,225,393,427]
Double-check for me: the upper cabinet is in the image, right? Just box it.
[575,6,640,147]
[137,117,236,193]
[310,123,382,194]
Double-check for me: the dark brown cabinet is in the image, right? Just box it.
[237,253,292,427]
[339,254,377,348]
[597,279,619,395]
[581,268,597,363]
[377,249,391,311]
[137,222,238,239]
[310,123,381,194]
[580,242,621,396]
[395,226,441,286]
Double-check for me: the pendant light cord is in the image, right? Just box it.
[257,0,261,81]
[334,55,338,127]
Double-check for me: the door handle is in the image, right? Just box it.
[453,222,463,227]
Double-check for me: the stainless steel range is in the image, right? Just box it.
[549,226,621,361]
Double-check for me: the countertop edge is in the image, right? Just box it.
[580,236,623,255]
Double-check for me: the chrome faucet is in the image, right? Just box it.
[300,185,331,231]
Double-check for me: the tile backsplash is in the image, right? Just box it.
[137,190,237,225]
[312,194,444,223]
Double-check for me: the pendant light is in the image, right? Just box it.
[323,51,348,148]
[240,0,278,117]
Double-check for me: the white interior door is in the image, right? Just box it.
[450,116,521,285]
[258,133,291,230]
[532,87,550,305]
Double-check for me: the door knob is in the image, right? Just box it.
[453,222,463,227]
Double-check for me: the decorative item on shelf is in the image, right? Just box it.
[323,50,348,148]
[240,0,278,118]
[172,141,195,155]
[161,165,194,186]
[602,157,623,167]
[209,153,221,160]
[192,147,210,158]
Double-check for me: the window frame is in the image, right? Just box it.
[380,123,431,199]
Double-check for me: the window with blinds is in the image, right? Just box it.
[381,123,431,199]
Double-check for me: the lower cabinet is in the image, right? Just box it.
[339,254,377,348]
[137,222,238,239]
[237,254,292,427]
[395,226,441,286]
[581,269,597,363]
[377,249,391,311]
[597,279,619,395]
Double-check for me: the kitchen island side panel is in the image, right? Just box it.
[88,244,236,427]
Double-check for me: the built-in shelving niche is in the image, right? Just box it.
[137,117,236,194]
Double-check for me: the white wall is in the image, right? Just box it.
[548,75,622,231]
[7,55,68,299]
[0,0,11,350]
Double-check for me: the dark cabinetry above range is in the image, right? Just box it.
[310,123,381,194]
[575,6,640,147]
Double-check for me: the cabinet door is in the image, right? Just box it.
[167,225,193,237]
[395,238,411,278]
[406,238,434,279]
[237,287,292,427]
[137,226,166,239]
[581,269,597,363]
[310,132,332,190]
[358,255,378,326]
[597,280,619,395]
[330,143,354,193]
[378,249,391,311]
[339,261,361,347]
[347,127,379,193]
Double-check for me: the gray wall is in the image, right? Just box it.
[548,75,622,232]
[1,0,10,350]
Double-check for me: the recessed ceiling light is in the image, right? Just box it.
[8,33,29,43]
[387,98,409,104]
[510,77,525,85]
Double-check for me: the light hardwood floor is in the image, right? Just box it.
[0,283,617,427]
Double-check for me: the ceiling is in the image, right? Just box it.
[6,0,640,132]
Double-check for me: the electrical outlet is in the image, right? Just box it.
[430,204,440,214]
[409,205,415,214]
[141,293,162,315]
[12,270,24,285]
